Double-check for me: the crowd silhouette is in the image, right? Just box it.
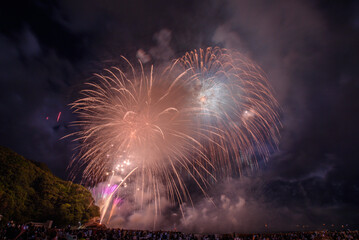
[1,222,358,240]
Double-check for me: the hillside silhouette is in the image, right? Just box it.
[0,146,99,226]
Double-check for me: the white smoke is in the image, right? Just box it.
[149,29,174,61]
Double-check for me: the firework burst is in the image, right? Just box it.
[68,47,281,224]
[180,48,281,176]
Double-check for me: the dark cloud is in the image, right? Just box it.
[206,0,359,231]
[0,0,358,232]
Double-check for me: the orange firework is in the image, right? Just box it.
[68,47,281,222]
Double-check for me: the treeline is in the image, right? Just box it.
[0,146,99,226]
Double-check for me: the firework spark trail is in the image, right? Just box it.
[107,197,122,225]
[68,47,281,225]
[57,112,61,122]
[100,167,137,223]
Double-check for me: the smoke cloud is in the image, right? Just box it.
[92,0,359,232]
[1,0,358,232]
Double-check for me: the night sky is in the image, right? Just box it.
[0,0,359,232]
